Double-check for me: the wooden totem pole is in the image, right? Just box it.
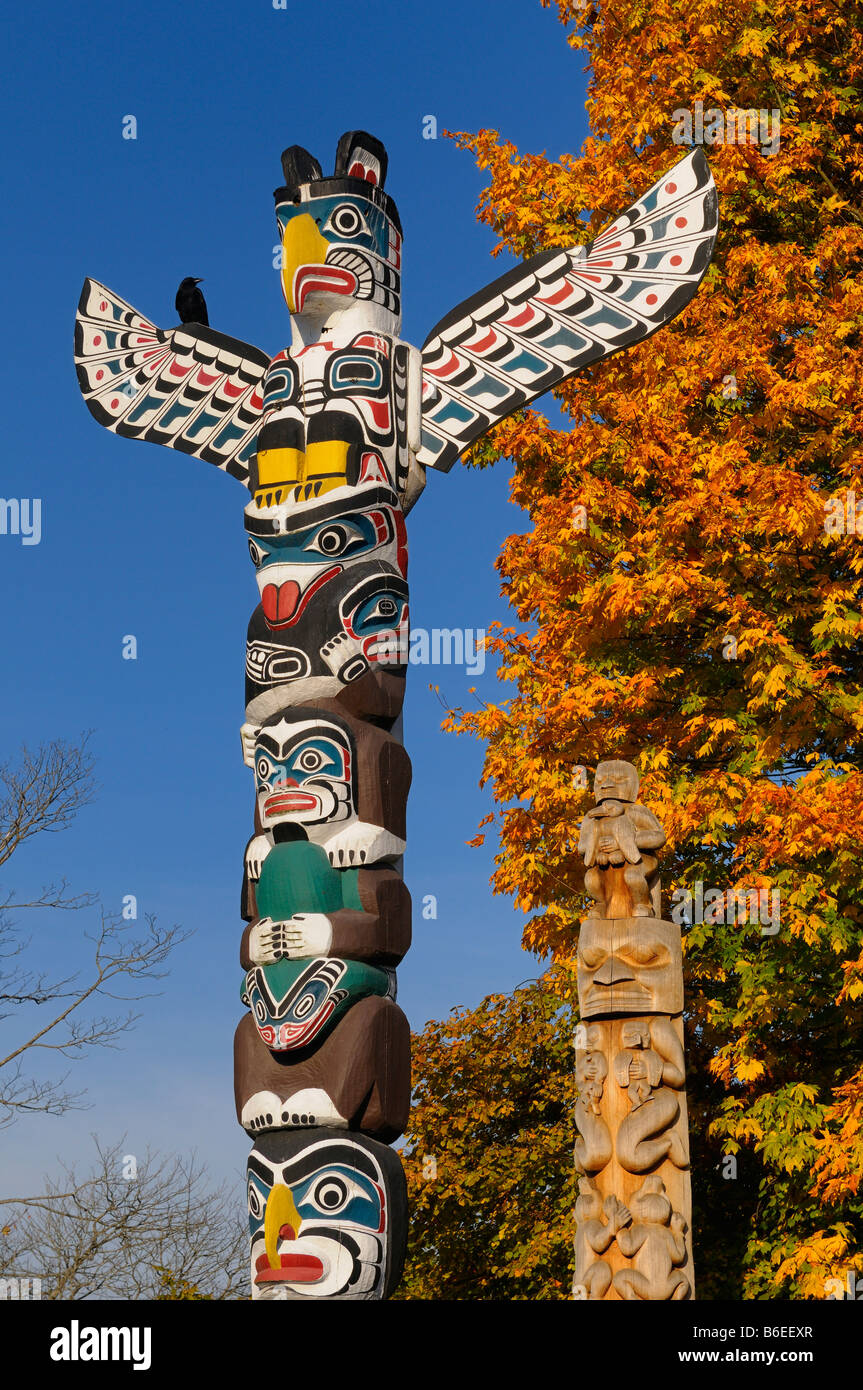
[574,761,693,1300]
[73,133,716,1299]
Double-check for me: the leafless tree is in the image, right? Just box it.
[0,1138,246,1299]
[0,735,186,1126]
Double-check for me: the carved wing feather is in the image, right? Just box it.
[74,279,271,485]
[418,149,718,472]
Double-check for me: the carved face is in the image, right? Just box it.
[254,716,354,832]
[244,485,407,626]
[247,1129,406,1300]
[594,759,639,804]
[577,919,683,1017]
[241,957,391,1051]
[247,704,410,866]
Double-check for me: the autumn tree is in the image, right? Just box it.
[398,979,574,1300]
[439,0,863,1297]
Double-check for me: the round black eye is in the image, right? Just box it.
[297,749,325,772]
[317,526,347,554]
[248,1185,262,1218]
[256,758,271,779]
[248,540,265,566]
[314,1177,347,1211]
[375,598,398,619]
[332,205,362,236]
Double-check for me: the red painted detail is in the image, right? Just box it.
[501,305,535,329]
[196,368,220,386]
[355,334,387,353]
[223,380,244,398]
[349,161,365,178]
[394,508,408,578]
[675,216,688,228]
[96,370,103,381]
[279,1224,296,1242]
[665,182,677,194]
[573,273,603,283]
[367,399,390,429]
[255,1254,324,1285]
[262,579,300,624]
[591,260,614,267]
[359,453,388,485]
[465,328,497,354]
[428,350,460,378]
[294,265,358,313]
[250,391,263,409]
[170,361,191,378]
[99,300,107,311]
[262,565,342,630]
[110,399,119,409]
[646,294,658,305]
[538,284,574,305]
[670,255,683,266]
[264,789,319,816]
[93,335,102,346]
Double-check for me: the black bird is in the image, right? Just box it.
[175,276,209,326]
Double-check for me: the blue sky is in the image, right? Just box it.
[0,0,589,1194]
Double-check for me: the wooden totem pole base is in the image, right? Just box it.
[574,765,694,1301]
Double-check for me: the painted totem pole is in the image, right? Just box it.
[73,133,717,1300]
[573,761,693,1299]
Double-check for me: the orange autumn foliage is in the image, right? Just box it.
[430,0,863,1297]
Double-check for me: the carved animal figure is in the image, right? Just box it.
[613,1175,690,1300]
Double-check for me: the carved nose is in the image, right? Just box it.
[594,955,634,986]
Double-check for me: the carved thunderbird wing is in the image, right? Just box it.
[74,279,271,486]
[418,149,718,472]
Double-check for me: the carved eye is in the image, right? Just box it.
[297,748,327,773]
[256,756,273,781]
[248,540,268,567]
[312,1176,348,1212]
[581,947,605,968]
[326,204,365,238]
[630,943,662,965]
[366,597,398,621]
[248,1184,263,1219]
[305,521,364,557]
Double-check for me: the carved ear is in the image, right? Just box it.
[279,145,323,194]
[334,130,388,188]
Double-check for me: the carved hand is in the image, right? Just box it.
[245,834,273,880]
[247,914,334,963]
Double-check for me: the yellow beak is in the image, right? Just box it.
[264,1183,303,1269]
[281,213,330,311]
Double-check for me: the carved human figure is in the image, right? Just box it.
[612,1175,690,1300]
[614,1018,690,1172]
[573,1178,631,1301]
[574,1026,612,1174]
[578,760,666,919]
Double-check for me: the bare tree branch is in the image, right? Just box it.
[0,734,188,1125]
[0,1138,246,1299]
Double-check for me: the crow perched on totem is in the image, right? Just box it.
[175,276,208,326]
